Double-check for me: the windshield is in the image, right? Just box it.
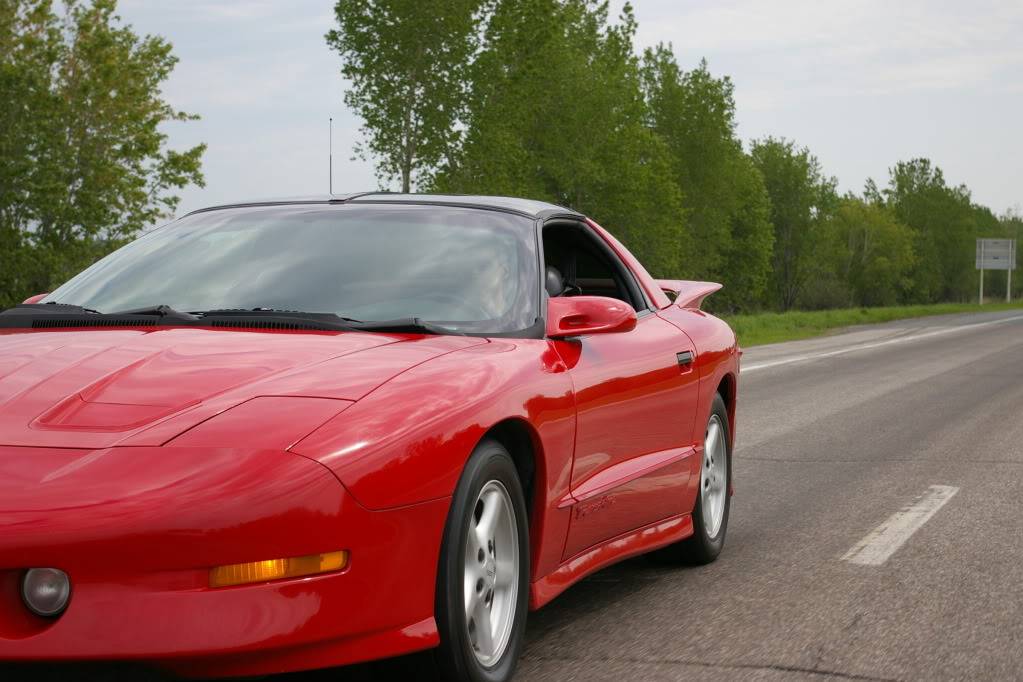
[43,204,540,334]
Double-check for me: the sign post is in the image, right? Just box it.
[976,238,1016,304]
[979,240,984,304]
[1010,243,1015,302]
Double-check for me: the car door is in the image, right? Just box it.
[543,222,701,560]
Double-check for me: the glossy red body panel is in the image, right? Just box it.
[561,455,692,559]
[553,314,700,559]
[658,305,741,479]
[654,279,724,310]
[168,396,354,450]
[292,338,579,581]
[0,444,448,676]
[531,514,694,609]
[545,295,637,337]
[0,213,739,677]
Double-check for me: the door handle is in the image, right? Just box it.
[676,351,694,368]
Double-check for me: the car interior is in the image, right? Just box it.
[542,222,647,312]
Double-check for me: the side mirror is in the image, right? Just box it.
[546,296,637,339]
[22,293,48,305]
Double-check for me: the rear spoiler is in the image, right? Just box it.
[655,280,722,310]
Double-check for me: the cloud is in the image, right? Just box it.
[620,0,1023,100]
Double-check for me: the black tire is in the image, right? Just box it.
[433,439,530,682]
[657,392,731,565]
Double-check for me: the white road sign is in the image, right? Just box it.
[976,239,1016,270]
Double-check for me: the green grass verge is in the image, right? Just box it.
[722,301,1023,347]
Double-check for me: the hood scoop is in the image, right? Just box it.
[25,343,269,433]
[36,394,184,432]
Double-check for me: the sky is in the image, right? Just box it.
[118,0,1023,219]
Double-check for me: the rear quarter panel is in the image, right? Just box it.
[658,306,739,448]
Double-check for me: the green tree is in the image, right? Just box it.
[0,0,204,307]
[823,196,915,307]
[641,46,773,310]
[433,0,687,277]
[867,159,976,303]
[750,137,838,310]
[326,0,482,193]
[719,153,774,311]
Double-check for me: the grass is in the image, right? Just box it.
[722,300,1023,347]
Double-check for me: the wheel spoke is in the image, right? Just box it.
[465,578,481,620]
[471,595,494,655]
[705,426,719,464]
[494,557,516,589]
[475,490,500,547]
[465,534,481,569]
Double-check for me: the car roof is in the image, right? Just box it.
[182,192,584,221]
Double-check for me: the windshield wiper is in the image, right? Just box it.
[0,302,195,329]
[348,317,459,336]
[109,304,199,323]
[40,302,104,316]
[0,302,104,318]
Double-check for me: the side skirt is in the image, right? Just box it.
[528,513,693,610]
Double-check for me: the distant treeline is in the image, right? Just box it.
[329,0,1022,312]
[1,1,1018,313]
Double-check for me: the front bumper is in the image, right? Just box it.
[0,446,451,678]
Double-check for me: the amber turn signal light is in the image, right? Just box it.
[209,550,348,588]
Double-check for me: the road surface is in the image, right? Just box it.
[12,309,1023,681]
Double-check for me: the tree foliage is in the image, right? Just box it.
[641,47,773,310]
[809,196,916,308]
[0,0,204,308]
[867,160,980,303]
[326,0,483,193]
[750,137,838,311]
[431,0,686,277]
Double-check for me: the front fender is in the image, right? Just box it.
[291,340,575,511]
[290,339,578,581]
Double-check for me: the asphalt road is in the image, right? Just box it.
[12,309,1023,681]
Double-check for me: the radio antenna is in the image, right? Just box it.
[328,117,333,195]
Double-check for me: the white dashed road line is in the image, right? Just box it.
[841,484,960,566]
[741,314,1023,374]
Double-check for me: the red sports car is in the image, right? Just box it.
[0,194,738,681]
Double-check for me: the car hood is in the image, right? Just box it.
[0,327,486,449]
